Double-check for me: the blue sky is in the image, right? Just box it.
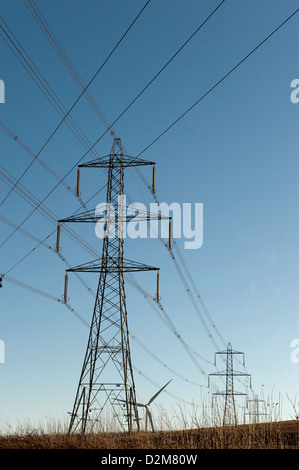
[0,0,299,430]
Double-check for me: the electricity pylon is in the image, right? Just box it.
[59,138,165,434]
[208,342,251,426]
[245,394,268,424]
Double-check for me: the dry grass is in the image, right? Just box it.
[0,420,298,449]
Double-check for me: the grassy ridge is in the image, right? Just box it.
[0,420,298,449]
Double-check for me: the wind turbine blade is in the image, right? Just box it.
[114,398,146,408]
[148,410,155,433]
[148,379,172,405]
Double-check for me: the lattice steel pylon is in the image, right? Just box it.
[208,342,251,426]
[60,138,163,434]
[245,394,268,424]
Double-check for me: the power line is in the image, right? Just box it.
[0,0,151,207]
[119,7,299,363]
[0,120,77,195]
[0,158,214,378]
[0,165,103,256]
[4,274,61,303]
[132,364,196,407]
[0,139,102,249]
[61,170,225,355]
[132,7,299,365]
[2,213,214,385]
[0,121,108,239]
[127,277,214,373]
[1,214,226,394]
[5,271,197,406]
[3,6,294,382]
[0,166,108,276]
[0,0,225,267]
[0,217,96,296]
[135,7,299,158]
[0,6,256,412]
[35,5,298,172]
[27,0,226,143]
[0,19,98,204]
[144,294,212,379]
[3,7,296,280]
[173,240,227,347]
[21,3,227,346]
[0,20,104,164]
[3,229,57,275]
[0,214,54,251]
[0,153,215,377]
[33,0,227,168]
[24,0,116,135]
[131,334,204,387]
[169,249,221,351]
[16,4,297,358]
[3,219,230,401]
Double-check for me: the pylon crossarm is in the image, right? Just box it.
[209,371,250,377]
[79,155,155,168]
[231,370,251,376]
[66,258,159,273]
[59,208,170,224]
[215,349,244,356]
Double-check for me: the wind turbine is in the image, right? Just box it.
[116,379,172,432]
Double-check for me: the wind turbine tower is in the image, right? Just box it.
[117,379,173,432]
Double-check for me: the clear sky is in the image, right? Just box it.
[0,0,299,431]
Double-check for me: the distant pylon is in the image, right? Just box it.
[208,342,251,426]
[245,394,268,424]
[60,138,166,434]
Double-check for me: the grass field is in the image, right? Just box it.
[0,420,298,449]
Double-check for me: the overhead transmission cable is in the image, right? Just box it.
[135,7,299,158]
[0,120,77,196]
[0,4,229,388]
[3,273,207,401]
[24,0,116,135]
[0,0,225,251]
[24,2,299,353]
[0,161,214,376]
[0,18,101,159]
[0,20,110,209]
[131,334,204,387]
[4,6,295,384]
[0,0,151,207]
[24,0,226,145]
[19,0,229,351]
[173,241,226,346]
[4,274,61,303]
[18,0,227,173]
[103,7,299,358]
[0,165,103,257]
[28,6,298,172]
[1,206,215,380]
[2,218,215,380]
[2,7,296,370]
[3,8,297,250]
